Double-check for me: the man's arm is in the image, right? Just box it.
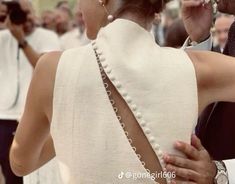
[181,0,214,51]
[179,0,234,183]
[19,40,43,68]
[6,18,42,68]
[182,35,213,51]
[164,135,234,184]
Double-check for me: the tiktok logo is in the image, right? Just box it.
[118,171,124,179]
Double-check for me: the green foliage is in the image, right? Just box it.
[32,0,77,15]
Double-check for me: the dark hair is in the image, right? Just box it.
[164,19,188,48]
[115,0,168,18]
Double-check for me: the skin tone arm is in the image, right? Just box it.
[188,50,235,113]
[170,1,228,183]
[163,50,235,184]
[9,52,62,176]
[9,49,235,177]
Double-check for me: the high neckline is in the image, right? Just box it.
[97,18,155,43]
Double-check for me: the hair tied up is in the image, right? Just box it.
[149,0,165,14]
[149,0,158,4]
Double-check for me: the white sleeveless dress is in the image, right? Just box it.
[51,19,198,184]
[23,158,64,184]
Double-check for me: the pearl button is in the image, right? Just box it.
[106,68,112,74]
[149,137,155,143]
[121,90,127,97]
[115,82,122,88]
[126,96,132,103]
[136,112,142,119]
[140,120,146,126]
[109,75,115,81]
[99,57,105,62]
[102,63,108,68]
[157,150,163,157]
[154,144,160,150]
[97,50,103,55]
[131,104,137,111]
[93,45,98,50]
[144,128,151,134]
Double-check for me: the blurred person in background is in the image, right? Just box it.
[0,23,5,29]
[213,13,234,53]
[0,0,60,183]
[56,0,70,14]
[41,10,56,31]
[161,0,180,44]
[54,0,72,36]
[151,0,179,46]
[164,18,188,48]
[60,2,90,50]
[0,0,5,29]
[151,13,165,45]
[54,8,70,36]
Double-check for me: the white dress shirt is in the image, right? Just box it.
[60,28,90,50]
[0,27,60,120]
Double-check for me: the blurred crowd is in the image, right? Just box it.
[1,0,235,183]
[0,0,233,51]
[0,0,89,50]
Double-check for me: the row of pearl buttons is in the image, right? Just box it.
[92,41,171,184]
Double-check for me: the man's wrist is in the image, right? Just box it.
[188,34,211,46]
[213,160,229,184]
[18,39,28,49]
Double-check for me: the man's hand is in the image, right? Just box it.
[6,17,25,42]
[181,0,213,42]
[163,135,217,184]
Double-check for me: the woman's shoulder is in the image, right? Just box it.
[35,51,62,81]
[36,45,91,79]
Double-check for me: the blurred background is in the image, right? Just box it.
[32,0,77,15]
[0,0,233,51]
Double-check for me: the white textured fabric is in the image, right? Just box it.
[0,28,60,120]
[60,28,90,50]
[24,158,64,184]
[182,35,213,50]
[51,19,198,183]
[224,158,235,182]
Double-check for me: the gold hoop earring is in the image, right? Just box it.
[98,0,114,22]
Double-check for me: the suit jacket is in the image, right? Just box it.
[212,45,222,53]
[197,21,235,160]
